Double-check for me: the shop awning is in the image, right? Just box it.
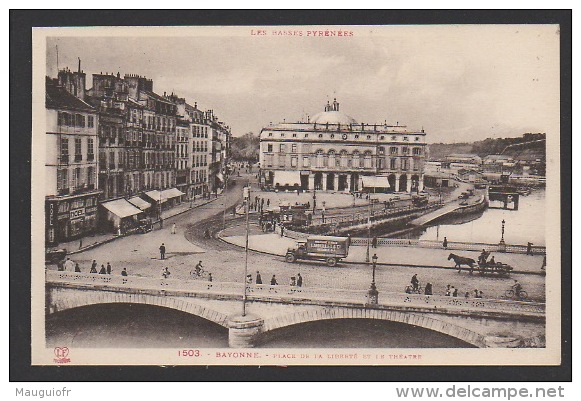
[161,188,185,199]
[144,190,168,203]
[216,172,224,182]
[362,176,390,188]
[274,171,301,186]
[101,199,143,218]
[127,196,151,211]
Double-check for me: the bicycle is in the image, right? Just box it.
[405,284,424,295]
[505,287,528,300]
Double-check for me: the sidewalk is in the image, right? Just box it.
[62,196,219,255]
[219,227,546,275]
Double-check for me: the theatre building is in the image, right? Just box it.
[259,99,427,193]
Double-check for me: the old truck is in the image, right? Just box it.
[285,235,350,267]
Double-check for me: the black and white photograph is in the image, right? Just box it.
[30,22,563,367]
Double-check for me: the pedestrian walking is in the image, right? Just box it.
[256,271,262,285]
[280,224,285,237]
[106,262,112,275]
[452,287,458,297]
[445,285,451,296]
[91,260,97,272]
[526,242,533,255]
[99,265,106,274]
[74,263,81,273]
[297,273,303,287]
[290,276,296,286]
[267,199,270,207]
[90,265,98,274]
[270,275,278,285]
[372,236,378,248]
[121,268,128,276]
[465,291,470,298]
[474,289,481,298]
[162,267,171,278]
[208,273,213,282]
[424,282,433,295]
[443,237,448,249]
[171,223,176,234]
[159,243,166,260]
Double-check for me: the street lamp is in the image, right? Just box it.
[500,219,506,243]
[367,253,379,305]
[366,193,372,263]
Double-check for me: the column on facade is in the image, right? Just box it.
[406,174,412,192]
[396,175,401,193]
[418,176,424,192]
[333,175,339,192]
[346,175,351,192]
[308,174,315,191]
[358,176,364,192]
[322,173,328,191]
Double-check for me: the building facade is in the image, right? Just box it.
[259,99,427,193]
[45,76,100,244]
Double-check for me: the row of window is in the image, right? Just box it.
[100,171,175,198]
[58,112,95,129]
[59,137,95,163]
[56,166,96,192]
[99,150,175,169]
[264,154,421,171]
[266,131,421,142]
[265,143,423,156]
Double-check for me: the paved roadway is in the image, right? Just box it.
[51,172,546,303]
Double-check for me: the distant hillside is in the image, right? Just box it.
[427,143,473,160]
[428,133,546,161]
[230,132,260,162]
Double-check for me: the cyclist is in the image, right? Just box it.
[411,274,419,292]
[511,279,524,297]
[191,261,203,278]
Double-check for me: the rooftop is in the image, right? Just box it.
[46,78,96,113]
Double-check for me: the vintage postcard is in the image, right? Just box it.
[31,24,561,366]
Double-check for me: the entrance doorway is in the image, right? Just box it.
[326,173,335,191]
[399,174,408,192]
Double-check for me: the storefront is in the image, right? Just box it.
[100,198,144,234]
[127,196,152,214]
[45,191,101,246]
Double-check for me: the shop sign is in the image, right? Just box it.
[47,202,55,227]
[70,208,85,220]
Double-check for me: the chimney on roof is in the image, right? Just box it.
[78,57,81,73]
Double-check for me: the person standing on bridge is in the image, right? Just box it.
[527,242,533,255]
[443,237,448,249]
[159,243,166,260]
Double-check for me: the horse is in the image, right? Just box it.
[448,253,476,274]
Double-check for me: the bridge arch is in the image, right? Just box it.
[262,308,487,348]
[47,289,230,328]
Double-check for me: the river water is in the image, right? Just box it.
[46,304,473,348]
[399,189,546,246]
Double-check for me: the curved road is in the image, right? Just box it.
[63,172,545,302]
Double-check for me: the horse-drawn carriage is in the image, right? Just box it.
[448,252,513,277]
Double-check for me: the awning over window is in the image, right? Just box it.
[101,199,143,219]
[362,176,390,188]
[274,171,301,186]
[161,188,185,199]
[144,190,168,203]
[127,196,151,211]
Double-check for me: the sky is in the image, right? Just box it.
[45,25,560,143]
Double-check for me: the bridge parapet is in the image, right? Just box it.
[46,271,544,318]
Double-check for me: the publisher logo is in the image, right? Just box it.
[53,347,71,364]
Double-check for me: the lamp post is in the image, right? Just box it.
[242,184,250,316]
[499,219,506,252]
[366,194,372,263]
[367,253,379,305]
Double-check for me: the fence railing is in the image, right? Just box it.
[46,270,545,316]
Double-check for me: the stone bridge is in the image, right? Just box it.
[46,271,546,348]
